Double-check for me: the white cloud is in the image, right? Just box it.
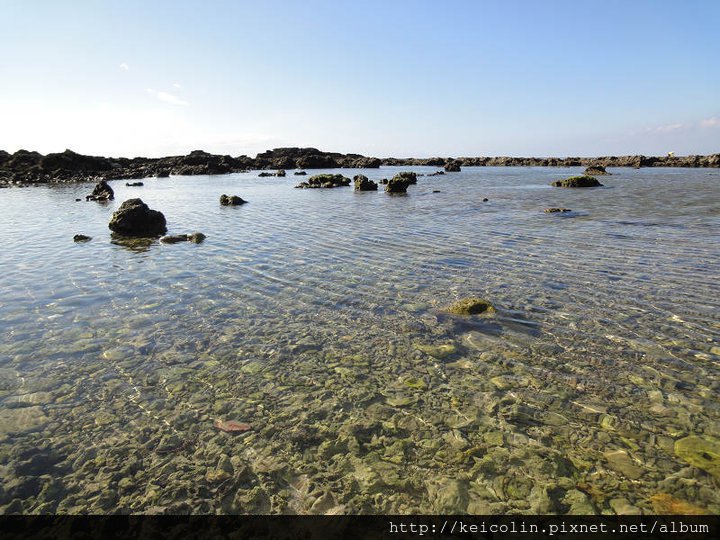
[119,63,129,71]
[172,83,182,89]
[146,88,189,106]
[700,116,720,128]
[648,123,684,134]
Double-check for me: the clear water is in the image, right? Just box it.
[1,167,719,514]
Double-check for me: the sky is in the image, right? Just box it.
[1,0,719,158]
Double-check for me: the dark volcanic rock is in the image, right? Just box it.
[296,174,351,189]
[353,174,378,191]
[444,160,461,172]
[40,149,111,174]
[86,179,114,201]
[276,169,286,177]
[220,194,246,206]
[394,171,418,184]
[160,232,206,244]
[551,175,603,188]
[544,207,572,213]
[156,170,170,178]
[294,171,307,175]
[108,198,167,237]
[73,234,92,242]
[385,174,413,194]
[584,165,610,176]
[126,181,144,187]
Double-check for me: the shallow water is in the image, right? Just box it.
[1,167,719,514]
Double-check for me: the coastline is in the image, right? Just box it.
[1,147,719,187]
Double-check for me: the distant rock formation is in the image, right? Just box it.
[2,146,718,187]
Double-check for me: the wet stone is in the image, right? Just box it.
[603,449,643,480]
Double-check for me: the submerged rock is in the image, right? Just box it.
[220,194,246,206]
[214,419,252,433]
[674,436,720,480]
[545,207,572,213]
[85,179,114,201]
[444,297,495,315]
[551,175,603,188]
[73,234,91,242]
[584,165,610,176]
[353,174,378,191]
[160,233,206,244]
[295,173,351,189]
[108,198,167,237]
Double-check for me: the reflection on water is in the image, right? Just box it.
[0,167,719,514]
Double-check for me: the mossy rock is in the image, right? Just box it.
[674,435,720,479]
[444,297,495,315]
[551,175,603,188]
[297,173,351,189]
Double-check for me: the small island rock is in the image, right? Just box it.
[295,174,351,189]
[220,194,247,206]
[86,179,114,201]
[353,174,378,191]
[108,198,167,237]
[551,175,603,188]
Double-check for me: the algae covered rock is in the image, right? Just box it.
[444,297,495,315]
[353,174,378,191]
[393,171,417,184]
[674,435,720,479]
[385,174,414,194]
[296,173,351,189]
[551,175,603,188]
[108,198,167,237]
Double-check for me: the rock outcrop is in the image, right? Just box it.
[385,174,413,193]
[108,199,167,237]
[353,174,378,191]
[584,165,610,176]
[2,147,719,187]
[295,174,351,189]
[220,194,247,206]
[444,160,461,172]
[551,176,603,188]
[86,180,114,201]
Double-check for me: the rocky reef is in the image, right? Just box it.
[1,146,719,187]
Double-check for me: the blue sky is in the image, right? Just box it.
[1,0,718,157]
